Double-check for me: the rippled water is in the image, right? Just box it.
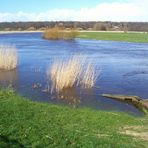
[0,32,148,116]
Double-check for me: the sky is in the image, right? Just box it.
[0,0,148,22]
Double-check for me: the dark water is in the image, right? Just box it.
[0,32,148,116]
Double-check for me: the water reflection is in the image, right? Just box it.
[50,87,97,108]
[0,69,17,88]
[50,87,81,107]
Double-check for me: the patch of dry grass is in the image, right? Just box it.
[0,45,17,70]
[120,126,148,141]
[47,55,98,93]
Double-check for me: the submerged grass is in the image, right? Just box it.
[0,89,148,147]
[48,55,98,93]
[0,45,17,70]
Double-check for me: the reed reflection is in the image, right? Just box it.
[0,69,17,88]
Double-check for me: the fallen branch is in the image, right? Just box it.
[102,94,148,113]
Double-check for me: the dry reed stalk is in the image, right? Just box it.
[48,55,98,93]
[0,45,17,70]
[80,62,96,88]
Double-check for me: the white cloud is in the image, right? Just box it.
[0,0,148,22]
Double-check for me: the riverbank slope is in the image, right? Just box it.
[0,89,148,147]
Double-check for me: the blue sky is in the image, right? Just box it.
[0,0,148,22]
[1,0,114,12]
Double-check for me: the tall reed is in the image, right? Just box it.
[47,55,98,93]
[0,45,18,70]
[80,62,97,88]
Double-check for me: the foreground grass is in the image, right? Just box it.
[0,89,148,147]
[79,32,148,43]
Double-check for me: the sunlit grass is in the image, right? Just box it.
[79,32,148,43]
[0,45,17,70]
[1,89,148,147]
[47,55,98,93]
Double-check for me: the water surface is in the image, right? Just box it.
[0,32,148,116]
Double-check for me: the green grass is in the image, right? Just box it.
[0,89,148,147]
[79,32,148,43]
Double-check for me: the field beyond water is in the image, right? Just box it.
[1,31,148,43]
[0,89,148,147]
[79,32,148,43]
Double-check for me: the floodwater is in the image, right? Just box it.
[0,32,148,116]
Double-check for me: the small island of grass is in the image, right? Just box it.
[43,27,79,40]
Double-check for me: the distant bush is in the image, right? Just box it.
[43,27,79,40]
[27,27,36,31]
[93,23,107,31]
[0,45,17,70]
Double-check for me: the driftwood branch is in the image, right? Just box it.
[102,94,148,113]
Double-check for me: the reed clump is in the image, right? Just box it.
[47,55,98,93]
[0,45,18,70]
[43,27,79,40]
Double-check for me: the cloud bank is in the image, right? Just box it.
[0,0,148,22]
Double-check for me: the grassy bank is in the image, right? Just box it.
[0,89,148,147]
[79,32,148,43]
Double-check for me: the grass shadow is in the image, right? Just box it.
[0,135,25,148]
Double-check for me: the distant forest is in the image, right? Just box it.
[0,21,148,32]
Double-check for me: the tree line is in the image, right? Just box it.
[0,21,148,32]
